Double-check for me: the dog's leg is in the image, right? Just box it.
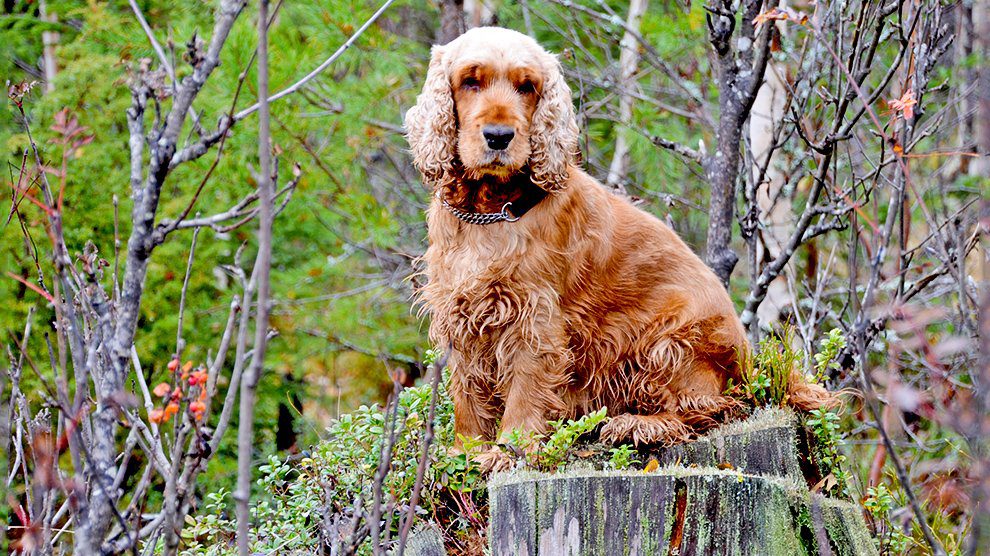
[495,340,570,443]
[448,359,498,447]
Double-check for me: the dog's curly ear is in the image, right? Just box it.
[529,54,579,192]
[405,45,457,190]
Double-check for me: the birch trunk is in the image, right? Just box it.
[750,59,792,327]
[605,0,649,194]
[39,0,58,92]
[972,0,990,177]
[464,0,494,29]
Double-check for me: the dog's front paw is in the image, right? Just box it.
[472,448,515,474]
[600,413,693,447]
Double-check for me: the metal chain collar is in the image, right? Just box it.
[441,197,520,225]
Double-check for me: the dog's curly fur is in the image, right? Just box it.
[405,27,833,449]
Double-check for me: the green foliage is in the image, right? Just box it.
[501,408,608,472]
[806,408,851,498]
[608,444,639,470]
[2,0,431,497]
[178,357,485,555]
[174,458,324,556]
[4,1,983,552]
[540,409,609,470]
[814,328,847,382]
[733,327,799,407]
[864,483,913,555]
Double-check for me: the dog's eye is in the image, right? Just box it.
[516,80,535,94]
[460,77,481,91]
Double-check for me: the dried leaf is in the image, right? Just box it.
[888,89,917,120]
[812,473,838,493]
[644,458,660,473]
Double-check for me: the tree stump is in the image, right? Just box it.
[405,522,448,556]
[487,408,877,556]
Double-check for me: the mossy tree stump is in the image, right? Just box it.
[486,408,877,556]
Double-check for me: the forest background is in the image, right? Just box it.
[1,0,989,554]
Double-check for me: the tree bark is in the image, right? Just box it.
[750,57,792,327]
[464,0,493,29]
[972,0,990,177]
[39,0,58,92]
[79,1,246,551]
[605,0,649,194]
[236,0,276,553]
[438,0,465,45]
[703,0,776,286]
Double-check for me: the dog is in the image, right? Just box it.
[405,27,832,462]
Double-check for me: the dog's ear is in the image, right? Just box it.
[405,45,457,190]
[529,54,579,192]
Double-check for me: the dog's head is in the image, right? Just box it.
[404,27,579,193]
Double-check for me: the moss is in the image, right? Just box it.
[594,485,606,552]
[705,406,796,438]
[818,497,880,556]
[405,522,447,556]
[488,411,876,555]
[490,467,875,555]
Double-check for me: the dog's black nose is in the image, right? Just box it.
[483,125,515,150]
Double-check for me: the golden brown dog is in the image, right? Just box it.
[405,27,830,457]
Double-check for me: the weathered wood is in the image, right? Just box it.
[488,409,877,556]
[405,522,448,556]
[652,407,806,481]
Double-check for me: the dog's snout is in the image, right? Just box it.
[482,125,515,150]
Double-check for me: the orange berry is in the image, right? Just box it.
[167,358,179,372]
[189,401,206,421]
[149,408,165,424]
[153,383,171,398]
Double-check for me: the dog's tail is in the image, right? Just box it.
[787,375,843,412]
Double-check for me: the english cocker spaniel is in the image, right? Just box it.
[405,27,833,458]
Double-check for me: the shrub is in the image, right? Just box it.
[175,360,482,555]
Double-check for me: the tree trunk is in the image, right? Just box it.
[39,0,58,92]
[704,120,743,286]
[972,0,990,177]
[605,0,649,194]
[702,0,777,286]
[750,59,792,327]
[438,0,465,45]
[464,0,493,29]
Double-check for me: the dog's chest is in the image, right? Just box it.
[430,224,529,287]
[424,223,556,342]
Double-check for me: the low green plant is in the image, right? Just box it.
[170,455,327,555]
[864,483,913,554]
[731,326,799,407]
[608,444,639,470]
[806,408,851,498]
[502,408,608,472]
[539,409,608,470]
[814,328,847,382]
[176,351,485,555]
